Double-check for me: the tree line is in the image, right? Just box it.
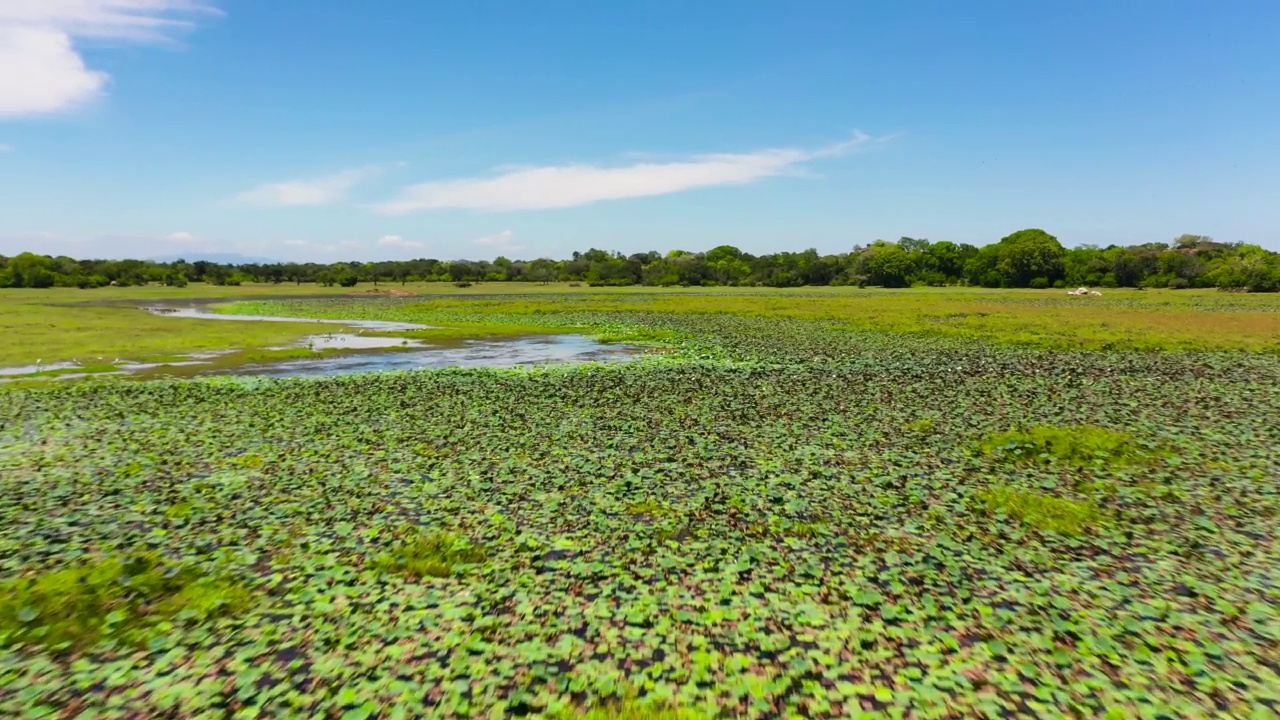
[3,229,1279,292]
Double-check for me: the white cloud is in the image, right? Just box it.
[472,230,522,251]
[163,231,198,243]
[0,27,107,116]
[372,132,874,214]
[234,166,381,207]
[283,239,308,247]
[377,234,424,250]
[0,1,218,117]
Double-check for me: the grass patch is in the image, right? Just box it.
[0,553,253,649]
[977,485,1102,536]
[624,499,668,516]
[979,424,1157,466]
[592,327,686,345]
[904,417,936,433]
[373,528,488,579]
[0,298,322,368]
[559,694,709,720]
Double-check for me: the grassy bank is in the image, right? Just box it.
[0,299,324,368]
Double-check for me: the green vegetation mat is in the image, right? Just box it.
[2,296,1279,717]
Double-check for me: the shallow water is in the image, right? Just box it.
[0,362,80,377]
[280,333,425,351]
[144,306,432,332]
[222,334,637,378]
[1,306,638,382]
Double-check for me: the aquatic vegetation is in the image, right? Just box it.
[978,424,1160,467]
[373,528,488,579]
[976,484,1102,535]
[1,294,1279,717]
[0,553,253,649]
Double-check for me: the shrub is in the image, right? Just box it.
[1030,277,1050,289]
[977,485,1101,536]
[454,281,473,288]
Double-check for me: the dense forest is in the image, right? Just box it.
[3,229,1279,291]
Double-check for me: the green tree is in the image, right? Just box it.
[705,245,751,286]
[991,228,1066,287]
[859,242,917,288]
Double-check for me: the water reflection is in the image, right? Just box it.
[144,305,432,332]
[223,334,636,378]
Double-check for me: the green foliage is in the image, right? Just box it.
[980,424,1155,466]
[373,528,488,579]
[977,485,1102,535]
[0,553,252,649]
[5,230,1280,291]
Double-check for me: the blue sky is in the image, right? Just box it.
[1,1,1277,261]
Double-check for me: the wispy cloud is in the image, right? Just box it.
[472,230,522,251]
[234,166,381,207]
[377,234,424,250]
[163,231,198,243]
[372,132,875,213]
[283,239,308,247]
[0,1,219,117]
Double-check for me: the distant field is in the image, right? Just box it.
[4,284,1280,371]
